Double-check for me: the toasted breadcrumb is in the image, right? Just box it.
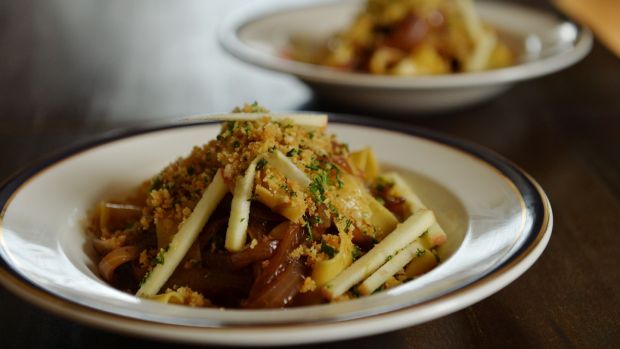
[89,112,441,309]
[167,287,212,307]
[141,117,334,232]
[139,249,150,268]
[300,277,317,293]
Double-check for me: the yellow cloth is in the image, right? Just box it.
[554,0,620,58]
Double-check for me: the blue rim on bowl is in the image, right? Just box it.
[0,115,552,345]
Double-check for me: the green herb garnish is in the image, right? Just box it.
[352,245,362,261]
[150,176,164,191]
[256,158,268,170]
[321,241,337,258]
[309,173,328,202]
[226,120,235,132]
[303,215,313,242]
[152,245,170,266]
[139,271,152,287]
[344,219,353,233]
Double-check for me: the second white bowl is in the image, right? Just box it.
[219,0,592,114]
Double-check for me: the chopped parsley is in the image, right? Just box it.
[303,218,313,242]
[352,245,362,261]
[320,241,337,258]
[286,148,299,157]
[328,203,340,218]
[308,215,322,227]
[250,101,267,112]
[416,248,426,257]
[305,158,321,171]
[280,122,294,129]
[344,219,353,232]
[226,120,235,132]
[336,173,344,188]
[152,246,170,266]
[306,160,345,204]
[242,124,251,135]
[279,179,297,197]
[150,176,164,191]
[309,172,328,202]
[256,158,268,170]
[232,101,269,113]
[373,177,395,194]
[139,271,152,287]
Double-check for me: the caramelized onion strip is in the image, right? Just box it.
[244,260,304,308]
[230,240,279,270]
[98,245,141,282]
[165,267,252,298]
[249,222,303,295]
[92,236,125,255]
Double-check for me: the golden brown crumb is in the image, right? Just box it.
[142,117,336,235]
[323,234,340,249]
[289,243,322,266]
[174,287,211,307]
[139,249,150,268]
[300,277,317,293]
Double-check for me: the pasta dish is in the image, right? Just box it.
[88,104,447,308]
[287,0,513,75]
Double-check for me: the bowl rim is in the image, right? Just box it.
[218,0,593,89]
[0,115,552,345]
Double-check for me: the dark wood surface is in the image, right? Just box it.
[1,0,619,348]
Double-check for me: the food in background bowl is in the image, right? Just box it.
[287,0,513,75]
[88,104,447,308]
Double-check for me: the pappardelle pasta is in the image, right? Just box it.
[287,0,513,75]
[88,103,447,308]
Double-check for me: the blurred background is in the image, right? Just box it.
[1,0,309,123]
[2,0,617,175]
[1,0,619,348]
[0,0,616,122]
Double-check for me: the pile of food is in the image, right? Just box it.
[288,0,513,75]
[88,104,447,308]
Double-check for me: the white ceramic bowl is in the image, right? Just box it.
[0,115,552,345]
[219,0,592,113]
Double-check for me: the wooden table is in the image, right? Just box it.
[1,0,618,348]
